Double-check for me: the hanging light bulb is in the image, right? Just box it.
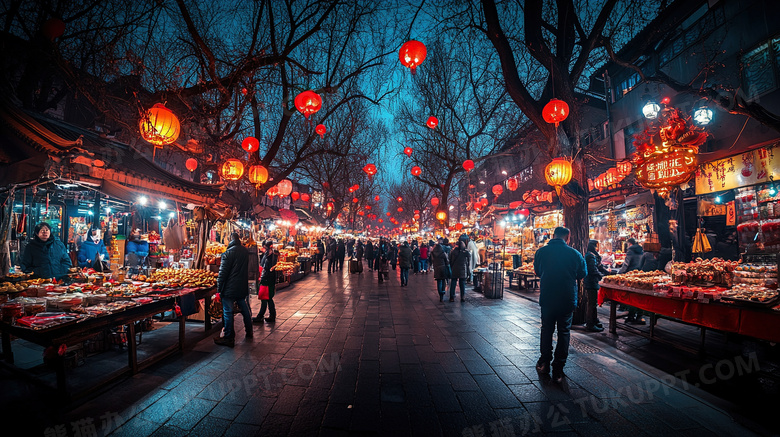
[693,100,713,126]
[641,87,660,119]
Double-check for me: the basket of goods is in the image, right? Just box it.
[145,268,217,288]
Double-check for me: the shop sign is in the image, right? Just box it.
[533,211,562,229]
[695,146,779,195]
[727,202,736,226]
[635,150,697,193]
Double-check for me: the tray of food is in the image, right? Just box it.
[721,285,780,307]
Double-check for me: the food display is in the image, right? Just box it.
[669,258,738,286]
[601,270,670,289]
[722,284,779,305]
[279,249,299,263]
[513,263,535,275]
[144,268,217,288]
[734,263,778,288]
[272,261,300,275]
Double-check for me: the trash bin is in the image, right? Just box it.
[483,271,504,299]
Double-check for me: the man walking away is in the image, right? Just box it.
[533,227,586,382]
[431,238,450,302]
[390,241,398,270]
[214,233,252,347]
[398,241,412,286]
[315,238,325,272]
[327,238,337,274]
[411,241,420,274]
[337,239,346,271]
[449,239,471,302]
[365,240,375,272]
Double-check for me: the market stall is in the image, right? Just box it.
[598,257,780,351]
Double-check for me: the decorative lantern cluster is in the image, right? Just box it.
[139,104,180,147]
[589,160,632,192]
[363,163,377,177]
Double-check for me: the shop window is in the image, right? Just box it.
[742,41,778,99]
[658,5,725,67]
[614,72,640,101]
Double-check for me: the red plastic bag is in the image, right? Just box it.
[258,285,270,300]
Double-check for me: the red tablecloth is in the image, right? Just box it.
[599,286,780,343]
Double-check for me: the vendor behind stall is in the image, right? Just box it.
[78,227,110,269]
[20,222,72,279]
[125,229,149,274]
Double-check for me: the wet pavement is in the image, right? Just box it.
[4,265,776,436]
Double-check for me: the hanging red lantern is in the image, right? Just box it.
[545,157,573,195]
[463,160,475,172]
[277,179,293,197]
[492,184,504,197]
[41,18,66,41]
[506,178,518,191]
[396,196,403,202]
[436,211,447,222]
[301,193,310,202]
[414,213,420,220]
[241,136,259,153]
[185,158,198,172]
[139,104,181,147]
[386,212,392,217]
[431,197,439,207]
[594,174,607,191]
[247,165,269,185]
[267,186,279,197]
[291,192,300,201]
[519,208,530,216]
[358,211,365,216]
[605,168,619,186]
[348,186,356,193]
[399,40,427,74]
[294,90,322,119]
[220,159,244,181]
[375,195,380,201]
[363,164,377,177]
[378,218,384,223]
[542,99,570,127]
[315,124,327,138]
[404,147,413,157]
[365,205,372,210]
[353,197,359,203]
[455,223,464,231]
[474,203,482,211]
[411,166,422,176]
[481,198,490,207]
[426,116,438,129]
[326,202,334,211]
[353,184,359,191]
[617,160,633,176]
[397,207,403,213]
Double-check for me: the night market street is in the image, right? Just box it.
[7,267,771,437]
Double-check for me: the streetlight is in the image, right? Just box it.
[693,100,713,126]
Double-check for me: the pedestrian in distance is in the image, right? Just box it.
[390,241,398,270]
[431,238,450,302]
[449,239,471,302]
[533,227,587,382]
[315,238,325,272]
[411,241,420,274]
[365,240,374,272]
[254,240,278,324]
[214,233,252,347]
[376,238,390,282]
[584,239,610,332]
[467,233,480,282]
[337,239,346,270]
[327,237,337,274]
[419,242,429,273]
[398,241,412,286]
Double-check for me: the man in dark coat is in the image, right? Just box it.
[533,227,587,382]
[448,239,471,302]
[411,241,420,274]
[398,241,413,286]
[347,239,355,258]
[619,238,646,324]
[327,238,337,274]
[337,239,346,270]
[365,241,375,271]
[584,239,611,332]
[215,233,252,347]
[389,241,398,270]
[431,238,450,301]
[315,238,325,272]
[375,238,390,282]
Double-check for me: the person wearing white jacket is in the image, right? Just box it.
[466,234,480,283]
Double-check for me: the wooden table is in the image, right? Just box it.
[0,287,217,399]
[508,271,540,290]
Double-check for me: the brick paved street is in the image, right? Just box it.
[7,267,773,436]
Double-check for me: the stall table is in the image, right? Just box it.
[0,286,217,399]
[599,284,780,352]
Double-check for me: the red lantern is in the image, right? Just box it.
[397,207,404,213]
[426,116,439,129]
[411,166,422,176]
[436,211,447,222]
[326,202,334,211]
[42,18,66,41]
[386,212,392,217]
[379,218,384,223]
[492,184,503,197]
[399,40,427,74]
[248,165,269,185]
[463,160,474,172]
[404,147,413,157]
[455,223,464,231]
[606,168,619,186]
[220,159,244,181]
[267,186,279,198]
[414,213,420,219]
[480,198,489,207]
[358,211,365,216]
[594,174,607,191]
[301,193,310,202]
[375,195,380,201]
[617,160,633,176]
[353,197,359,203]
[363,164,377,177]
[365,205,372,210]
[506,178,518,191]
[519,208,530,216]
[242,136,259,153]
[542,99,570,127]
[474,203,482,211]
[276,179,293,197]
[291,192,300,201]
[139,104,181,147]
[294,90,322,119]
[431,197,439,207]
[315,124,327,138]
[545,157,573,195]
[185,158,198,172]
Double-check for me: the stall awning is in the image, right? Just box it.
[626,191,654,206]
[99,179,207,207]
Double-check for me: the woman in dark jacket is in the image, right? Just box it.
[584,240,611,332]
[356,241,364,261]
[398,242,413,286]
[21,222,72,279]
[448,240,471,302]
[254,240,278,324]
[365,241,375,272]
[618,238,646,324]
[431,239,450,302]
[411,242,420,274]
[215,233,252,346]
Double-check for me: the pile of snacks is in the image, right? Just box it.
[145,268,217,288]
[272,261,300,275]
[722,284,779,304]
[279,249,299,263]
[600,270,671,290]
[669,258,738,286]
